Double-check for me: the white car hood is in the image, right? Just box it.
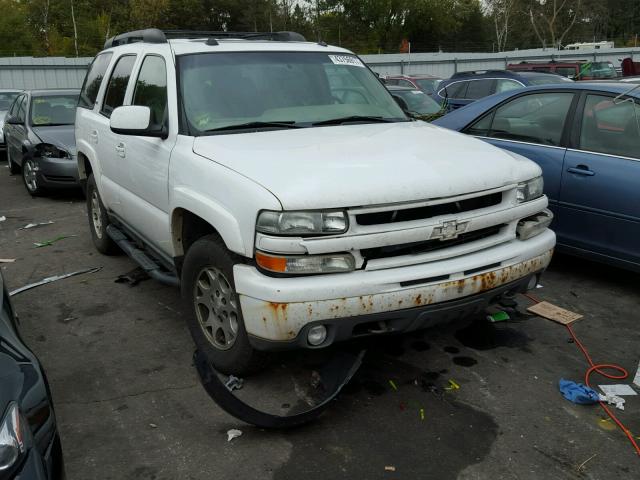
[192,121,541,210]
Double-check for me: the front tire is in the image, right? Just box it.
[22,157,45,196]
[86,173,118,255]
[6,149,20,175]
[182,235,265,376]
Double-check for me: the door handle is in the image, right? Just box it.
[90,130,98,144]
[115,142,126,158]
[567,164,595,176]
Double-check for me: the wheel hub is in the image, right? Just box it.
[91,190,103,239]
[194,267,239,350]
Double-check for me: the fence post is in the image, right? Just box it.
[400,60,404,74]
[454,58,458,74]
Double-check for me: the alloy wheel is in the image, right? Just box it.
[91,190,103,239]
[193,266,240,350]
[23,159,38,192]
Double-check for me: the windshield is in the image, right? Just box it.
[583,62,617,79]
[414,78,440,93]
[30,95,78,126]
[178,51,407,134]
[393,90,441,115]
[0,92,20,112]
[527,76,574,86]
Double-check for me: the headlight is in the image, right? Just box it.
[35,143,70,159]
[256,210,348,236]
[256,251,355,274]
[516,176,544,203]
[0,403,27,473]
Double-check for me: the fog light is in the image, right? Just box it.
[307,325,327,346]
[527,275,538,291]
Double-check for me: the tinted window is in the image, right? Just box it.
[465,79,494,99]
[474,92,573,146]
[101,55,136,117]
[397,79,414,88]
[495,79,522,93]
[393,90,441,115]
[31,95,79,126]
[385,78,400,86]
[16,95,27,123]
[464,113,492,136]
[8,94,23,117]
[133,56,168,128]
[415,78,439,93]
[440,81,467,99]
[79,53,113,109]
[556,67,577,78]
[579,95,640,158]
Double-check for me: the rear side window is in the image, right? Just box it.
[466,92,574,146]
[495,79,522,93]
[79,53,113,109]
[101,55,137,117]
[440,81,467,99]
[579,95,640,158]
[132,55,168,128]
[555,67,577,78]
[8,94,23,117]
[465,79,494,99]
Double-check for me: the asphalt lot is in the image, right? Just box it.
[1,167,639,480]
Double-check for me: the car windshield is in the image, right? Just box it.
[393,89,441,115]
[0,92,20,112]
[582,62,617,79]
[178,51,407,134]
[30,95,78,126]
[527,76,574,86]
[414,78,440,93]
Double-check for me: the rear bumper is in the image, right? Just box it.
[235,229,555,349]
[35,155,80,188]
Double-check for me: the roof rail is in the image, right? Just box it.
[104,29,306,49]
[451,69,508,78]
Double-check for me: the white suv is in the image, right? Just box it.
[76,29,555,375]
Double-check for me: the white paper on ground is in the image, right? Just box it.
[226,429,242,442]
[633,361,640,388]
[599,384,637,397]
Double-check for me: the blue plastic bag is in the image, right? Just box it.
[559,379,600,404]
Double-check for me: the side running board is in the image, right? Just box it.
[106,224,179,287]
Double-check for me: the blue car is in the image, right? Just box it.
[434,70,572,111]
[433,82,640,272]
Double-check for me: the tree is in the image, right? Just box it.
[529,0,582,48]
[486,0,516,51]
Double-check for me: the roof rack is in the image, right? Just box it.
[104,29,306,49]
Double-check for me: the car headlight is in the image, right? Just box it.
[0,403,27,473]
[256,210,348,236]
[517,176,544,203]
[255,251,355,274]
[35,143,70,159]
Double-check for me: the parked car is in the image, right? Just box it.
[3,89,80,196]
[434,83,640,272]
[384,74,442,94]
[435,70,572,111]
[0,90,22,158]
[386,85,443,119]
[508,61,618,80]
[77,29,554,375]
[0,271,65,478]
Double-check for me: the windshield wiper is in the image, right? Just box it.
[203,121,305,133]
[312,115,402,126]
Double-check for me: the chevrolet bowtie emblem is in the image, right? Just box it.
[430,220,469,241]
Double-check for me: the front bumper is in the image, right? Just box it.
[235,229,555,349]
[34,155,80,188]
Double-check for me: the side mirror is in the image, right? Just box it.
[5,115,20,125]
[110,106,166,139]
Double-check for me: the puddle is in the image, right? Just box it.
[455,320,531,352]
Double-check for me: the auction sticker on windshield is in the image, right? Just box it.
[328,55,365,68]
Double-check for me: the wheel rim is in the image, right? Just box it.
[23,159,38,192]
[194,267,239,351]
[90,190,103,239]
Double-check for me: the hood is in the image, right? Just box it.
[192,121,541,210]
[32,125,77,156]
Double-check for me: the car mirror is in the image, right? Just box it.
[110,106,166,139]
[5,115,21,125]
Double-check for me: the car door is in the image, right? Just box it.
[3,94,22,159]
[95,53,138,216]
[463,91,577,228]
[115,50,177,257]
[559,92,640,267]
[6,94,29,166]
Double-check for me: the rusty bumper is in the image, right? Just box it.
[235,230,555,349]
